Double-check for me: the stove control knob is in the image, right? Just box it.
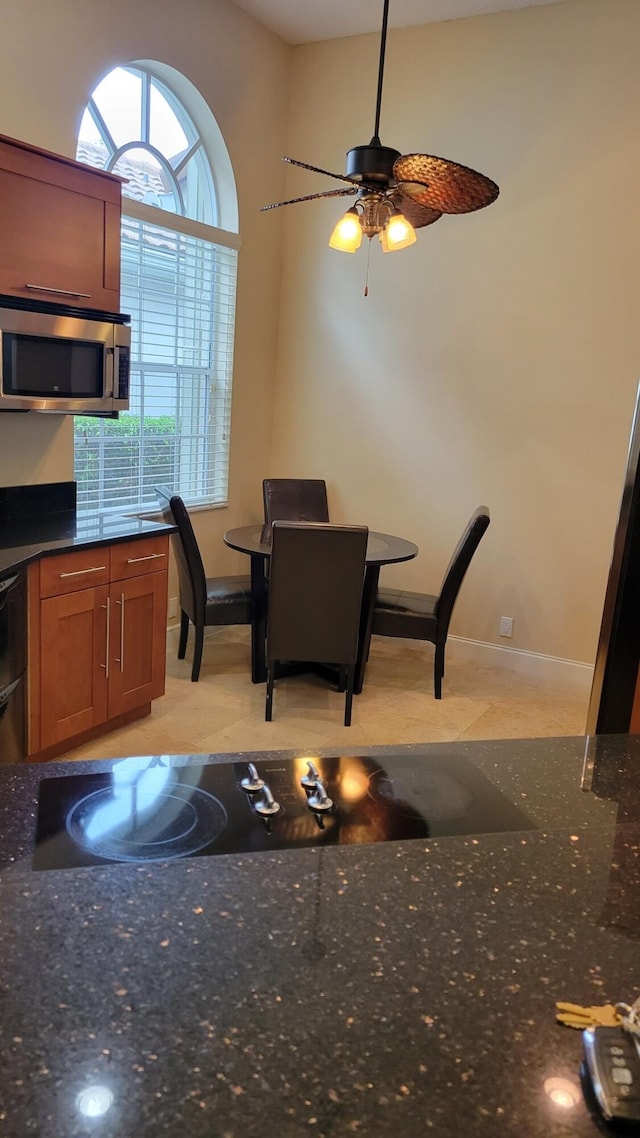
[253,784,281,817]
[301,759,320,790]
[307,778,334,814]
[241,763,264,793]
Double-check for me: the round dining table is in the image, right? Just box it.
[223,525,418,693]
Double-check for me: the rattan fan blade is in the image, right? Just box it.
[392,191,442,230]
[394,154,499,214]
[261,187,358,212]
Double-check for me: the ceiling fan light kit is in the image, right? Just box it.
[261,0,499,273]
[381,209,416,252]
[329,207,363,253]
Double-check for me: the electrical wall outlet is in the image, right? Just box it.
[167,596,178,620]
[499,616,513,638]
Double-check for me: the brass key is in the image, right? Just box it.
[555,1001,621,1029]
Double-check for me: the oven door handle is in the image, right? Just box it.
[0,675,22,718]
[0,573,20,609]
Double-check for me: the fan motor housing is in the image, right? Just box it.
[346,144,400,185]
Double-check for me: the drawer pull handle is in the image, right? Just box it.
[116,592,125,672]
[59,565,107,578]
[100,597,110,679]
[25,283,92,298]
[125,552,166,564]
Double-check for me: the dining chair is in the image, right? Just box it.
[265,521,368,726]
[371,506,490,699]
[262,479,329,527]
[155,486,252,682]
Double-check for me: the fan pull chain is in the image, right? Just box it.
[363,239,373,297]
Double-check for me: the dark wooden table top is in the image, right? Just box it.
[223,524,418,566]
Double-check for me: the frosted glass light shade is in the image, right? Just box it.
[329,209,362,253]
[380,211,417,252]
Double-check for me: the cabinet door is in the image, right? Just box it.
[107,573,168,718]
[40,586,109,749]
[0,137,121,311]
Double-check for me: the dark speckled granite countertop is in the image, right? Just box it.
[0,511,175,576]
[1,736,639,1137]
[0,478,175,577]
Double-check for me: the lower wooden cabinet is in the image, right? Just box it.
[39,584,109,747]
[106,572,168,718]
[28,535,169,759]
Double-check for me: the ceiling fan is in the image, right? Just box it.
[261,0,499,256]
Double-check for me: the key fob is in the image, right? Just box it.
[582,1026,640,1123]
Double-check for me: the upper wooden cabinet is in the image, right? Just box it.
[0,133,122,312]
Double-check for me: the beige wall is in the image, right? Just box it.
[1,0,638,668]
[271,0,640,665]
[0,0,290,577]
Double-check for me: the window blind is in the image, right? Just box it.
[74,215,237,514]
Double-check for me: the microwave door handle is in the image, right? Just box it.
[105,346,114,398]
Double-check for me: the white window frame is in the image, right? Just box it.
[74,62,240,515]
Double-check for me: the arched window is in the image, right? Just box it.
[74,63,239,512]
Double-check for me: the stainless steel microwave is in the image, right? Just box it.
[0,306,130,414]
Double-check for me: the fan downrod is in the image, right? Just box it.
[344,0,398,187]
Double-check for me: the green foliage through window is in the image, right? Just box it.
[74,415,178,512]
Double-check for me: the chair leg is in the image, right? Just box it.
[178,610,189,659]
[344,666,354,726]
[266,665,275,721]
[338,665,346,692]
[434,642,445,699]
[191,626,204,682]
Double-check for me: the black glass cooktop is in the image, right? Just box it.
[33,752,537,871]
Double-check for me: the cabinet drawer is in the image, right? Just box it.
[110,535,169,581]
[39,548,110,598]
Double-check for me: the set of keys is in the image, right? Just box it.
[556,997,640,1123]
[556,998,640,1035]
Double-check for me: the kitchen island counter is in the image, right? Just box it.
[1,735,639,1136]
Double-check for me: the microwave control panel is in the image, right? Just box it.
[117,347,130,400]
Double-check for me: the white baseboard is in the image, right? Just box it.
[448,635,594,695]
[166,623,594,696]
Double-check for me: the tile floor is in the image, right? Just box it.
[60,627,591,762]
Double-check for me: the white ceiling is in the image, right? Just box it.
[231,0,565,45]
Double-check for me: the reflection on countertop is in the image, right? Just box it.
[1,735,640,1137]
